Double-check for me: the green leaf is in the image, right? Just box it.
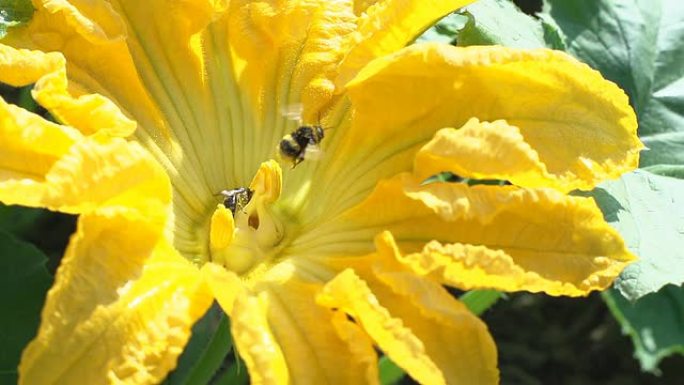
[164,304,233,385]
[0,203,50,240]
[603,285,684,373]
[455,0,560,49]
[0,0,34,39]
[460,290,503,316]
[538,14,566,51]
[378,356,405,385]
[16,85,39,112]
[416,12,468,44]
[0,230,52,384]
[642,164,684,179]
[211,359,249,385]
[543,0,684,168]
[588,170,684,300]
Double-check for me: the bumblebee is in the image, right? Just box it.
[279,125,325,168]
[278,103,327,168]
[219,187,253,214]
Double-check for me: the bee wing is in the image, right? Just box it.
[280,103,304,123]
[303,144,323,161]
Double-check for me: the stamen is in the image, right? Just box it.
[207,160,285,276]
[210,205,234,251]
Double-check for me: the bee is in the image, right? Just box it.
[278,104,326,168]
[279,125,325,168]
[218,187,253,214]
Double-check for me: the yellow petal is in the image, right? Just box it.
[336,0,474,87]
[230,292,290,385]
[317,235,500,385]
[318,268,446,385]
[405,237,630,297]
[226,0,355,123]
[0,44,136,137]
[0,45,63,87]
[331,173,635,296]
[205,260,379,384]
[0,97,81,207]
[0,105,170,215]
[201,262,246,315]
[341,43,641,193]
[19,209,213,385]
[353,0,380,15]
[327,311,380,383]
[42,137,171,216]
[257,276,379,384]
[370,232,499,385]
[416,118,588,192]
[106,0,224,137]
[3,0,164,136]
[4,1,217,207]
[319,235,501,385]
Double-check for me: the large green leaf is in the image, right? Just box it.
[0,0,34,39]
[0,203,47,239]
[0,230,52,384]
[603,285,684,373]
[590,171,684,372]
[590,171,684,300]
[455,0,563,49]
[543,0,684,168]
[415,12,468,44]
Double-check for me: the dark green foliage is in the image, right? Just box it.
[543,0,684,168]
[0,231,52,385]
[0,0,33,38]
[604,286,684,373]
[164,304,235,385]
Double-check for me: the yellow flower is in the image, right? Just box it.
[0,1,642,384]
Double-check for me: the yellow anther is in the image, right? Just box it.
[210,204,234,252]
[211,160,285,275]
[249,159,282,204]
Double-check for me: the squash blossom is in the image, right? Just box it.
[0,0,642,384]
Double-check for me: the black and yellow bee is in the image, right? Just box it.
[278,103,327,168]
[279,125,325,168]
[219,187,253,214]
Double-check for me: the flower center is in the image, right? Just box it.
[208,160,287,276]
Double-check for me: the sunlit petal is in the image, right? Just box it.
[0,44,136,136]
[327,44,640,213]
[308,173,635,296]
[318,268,447,385]
[0,95,169,215]
[319,232,500,385]
[263,276,380,384]
[231,292,290,385]
[19,210,212,385]
[337,0,475,86]
[0,97,80,206]
[377,231,498,384]
[42,137,171,215]
[416,118,588,192]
